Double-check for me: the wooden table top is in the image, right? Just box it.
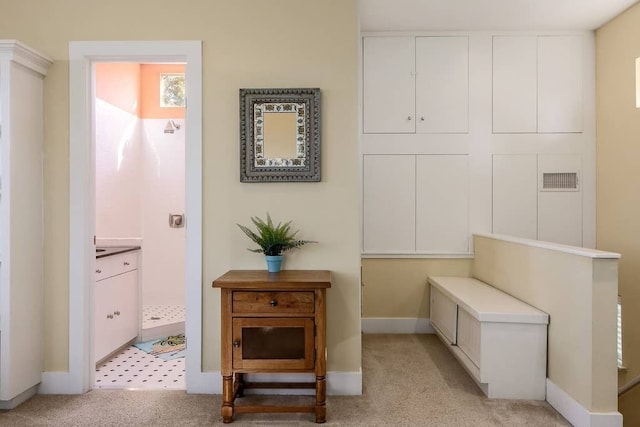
[212,270,332,289]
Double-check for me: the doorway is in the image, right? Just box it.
[92,62,187,389]
[66,41,206,394]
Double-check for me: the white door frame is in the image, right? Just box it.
[42,40,208,394]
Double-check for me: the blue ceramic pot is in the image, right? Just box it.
[265,255,283,273]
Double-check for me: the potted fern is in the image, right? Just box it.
[237,213,316,272]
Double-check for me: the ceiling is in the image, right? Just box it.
[359,0,639,32]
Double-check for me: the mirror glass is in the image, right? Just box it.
[254,102,305,167]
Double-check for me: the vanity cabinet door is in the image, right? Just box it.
[94,279,117,362]
[94,253,139,363]
[112,270,138,350]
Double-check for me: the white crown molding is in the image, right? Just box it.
[0,40,52,76]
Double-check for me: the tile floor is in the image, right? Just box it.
[95,345,185,390]
[142,304,185,330]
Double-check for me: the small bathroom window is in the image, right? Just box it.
[160,73,185,108]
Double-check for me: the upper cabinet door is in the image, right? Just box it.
[537,36,583,133]
[492,36,538,133]
[415,36,469,133]
[363,36,415,133]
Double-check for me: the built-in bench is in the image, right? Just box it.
[428,276,549,400]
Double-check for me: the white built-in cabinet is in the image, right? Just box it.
[361,32,593,254]
[492,154,582,247]
[94,251,139,363]
[363,154,469,254]
[493,35,583,133]
[0,41,51,408]
[363,36,469,134]
[429,276,548,399]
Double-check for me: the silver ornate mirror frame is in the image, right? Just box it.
[240,88,320,182]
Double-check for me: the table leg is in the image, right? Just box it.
[222,375,234,423]
[315,375,326,423]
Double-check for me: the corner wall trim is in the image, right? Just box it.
[361,317,434,334]
[546,379,622,427]
[39,372,82,395]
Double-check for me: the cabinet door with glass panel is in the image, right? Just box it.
[232,317,315,371]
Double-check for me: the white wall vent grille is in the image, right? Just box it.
[540,172,579,192]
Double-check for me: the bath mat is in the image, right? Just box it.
[134,334,186,361]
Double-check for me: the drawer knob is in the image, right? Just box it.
[233,340,241,348]
[270,299,278,307]
[96,269,102,274]
[114,311,121,316]
[124,261,130,266]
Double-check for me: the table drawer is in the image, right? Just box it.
[232,291,314,314]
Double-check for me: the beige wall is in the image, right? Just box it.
[473,235,619,413]
[361,259,472,318]
[595,2,640,388]
[0,0,361,374]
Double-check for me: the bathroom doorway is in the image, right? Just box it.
[65,41,206,395]
[93,62,187,389]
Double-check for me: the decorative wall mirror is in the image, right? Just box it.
[240,88,320,182]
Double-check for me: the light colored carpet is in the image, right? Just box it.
[0,334,570,426]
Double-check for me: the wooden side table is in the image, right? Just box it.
[212,270,331,423]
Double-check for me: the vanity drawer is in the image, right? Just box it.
[95,252,138,281]
[232,291,315,314]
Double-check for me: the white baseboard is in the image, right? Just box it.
[41,370,361,396]
[193,371,362,395]
[39,372,84,394]
[328,370,362,395]
[361,317,434,334]
[186,371,220,394]
[546,379,622,427]
[0,384,39,409]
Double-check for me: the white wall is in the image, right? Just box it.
[95,98,142,239]
[95,78,185,309]
[473,234,620,423]
[140,118,185,306]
